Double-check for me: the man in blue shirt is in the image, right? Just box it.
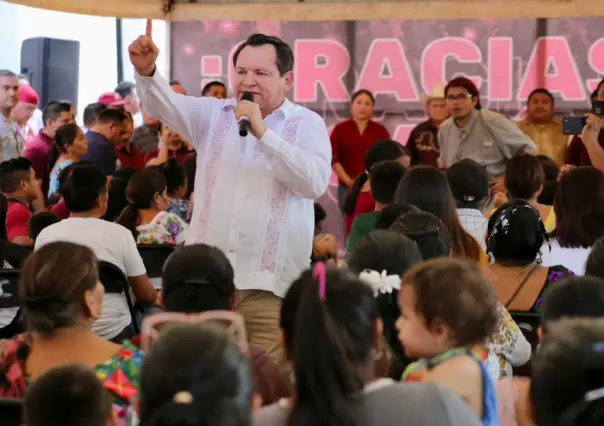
[82,108,129,176]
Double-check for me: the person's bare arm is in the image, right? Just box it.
[128,274,158,303]
[581,114,604,171]
[11,236,33,245]
[145,141,169,166]
[424,355,484,418]
[332,163,353,188]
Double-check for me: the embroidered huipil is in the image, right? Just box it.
[135,71,332,297]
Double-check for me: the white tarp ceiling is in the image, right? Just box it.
[5,0,604,21]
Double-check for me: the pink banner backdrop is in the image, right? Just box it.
[171,19,604,252]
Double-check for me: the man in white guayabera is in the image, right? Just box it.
[129,20,332,360]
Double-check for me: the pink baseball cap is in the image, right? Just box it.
[98,92,127,106]
[18,85,39,106]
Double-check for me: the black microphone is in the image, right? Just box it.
[239,92,254,137]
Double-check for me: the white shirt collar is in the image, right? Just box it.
[221,97,293,120]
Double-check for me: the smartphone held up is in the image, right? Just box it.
[562,100,604,135]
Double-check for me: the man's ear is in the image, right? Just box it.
[283,71,294,92]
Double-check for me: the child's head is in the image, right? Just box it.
[159,158,187,199]
[369,160,406,209]
[445,158,489,210]
[139,323,254,426]
[374,203,419,230]
[398,258,498,358]
[343,140,408,215]
[61,164,108,214]
[51,123,88,163]
[0,157,37,201]
[390,211,453,260]
[365,139,409,171]
[504,153,545,201]
[28,211,59,242]
[541,276,604,335]
[287,265,381,426]
[532,318,604,426]
[126,168,169,211]
[25,364,113,426]
[487,200,547,266]
[347,230,422,376]
[162,244,236,313]
[116,168,168,237]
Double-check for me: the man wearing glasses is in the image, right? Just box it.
[438,77,536,187]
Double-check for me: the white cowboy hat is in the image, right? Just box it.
[420,84,446,109]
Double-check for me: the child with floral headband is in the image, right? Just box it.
[398,258,500,425]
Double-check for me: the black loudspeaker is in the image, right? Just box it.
[20,37,80,110]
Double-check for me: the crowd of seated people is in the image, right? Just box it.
[2,69,604,426]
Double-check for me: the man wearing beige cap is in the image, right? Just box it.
[406,85,449,166]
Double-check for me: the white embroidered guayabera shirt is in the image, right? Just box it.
[135,71,332,297]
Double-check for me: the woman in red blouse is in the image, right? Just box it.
[330,90,390,209]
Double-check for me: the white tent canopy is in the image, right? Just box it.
[5,0,604,21]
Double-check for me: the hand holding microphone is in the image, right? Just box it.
[236,92,267,139]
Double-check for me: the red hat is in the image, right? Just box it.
[18,85,39,106]
[98,92,127,107]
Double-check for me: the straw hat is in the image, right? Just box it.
[420,84,446,109]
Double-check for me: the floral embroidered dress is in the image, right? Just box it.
[167,198,191,223]
[0,335,142,423]
[136,211,188,245]
[402,345,498,426]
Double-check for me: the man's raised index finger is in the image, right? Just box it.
[146,19,152,37]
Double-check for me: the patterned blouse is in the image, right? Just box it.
[167,198,191,223]
[490,304,531,378]
[136,211,188,245]
[0,334,142,422]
